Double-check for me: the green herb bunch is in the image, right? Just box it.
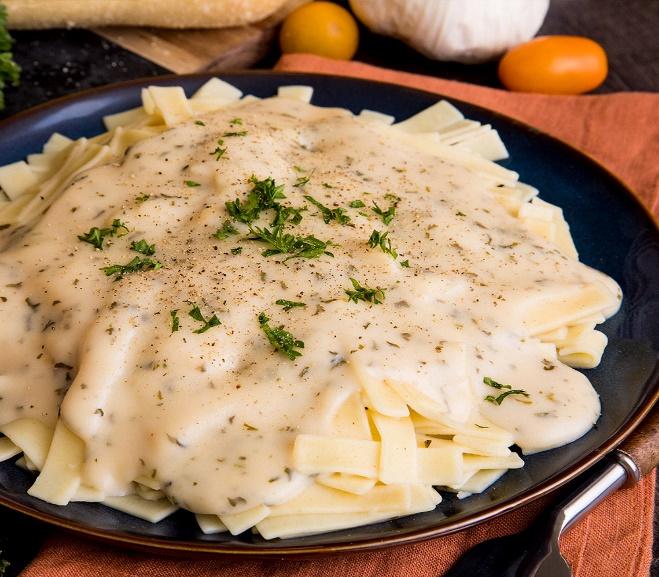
[0,5,20,111]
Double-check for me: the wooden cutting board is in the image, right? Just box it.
[93,0,307,74]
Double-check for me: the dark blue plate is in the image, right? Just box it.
[0,72,657,555]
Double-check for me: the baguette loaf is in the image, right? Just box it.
[5,0,291,29]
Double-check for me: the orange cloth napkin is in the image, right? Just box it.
[20,55,658,577]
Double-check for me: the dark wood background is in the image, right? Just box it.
[0,0,656,575]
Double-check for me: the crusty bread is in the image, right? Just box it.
[5,0,291,29]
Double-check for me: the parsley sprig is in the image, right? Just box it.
[368,229,397,258]
[213,219,239,240]
[130,239,156,256]
[272,204,305,227]
[226,176,285,224]
[345,278,385,304]
[304,195,351,225]
[101,256,162,280]
[188,304,221,334]
[170,310,180,332]
[258,312,304,360]
[211,138,227,160]
[0,6,20,111]
[483,376,530,405]
[275,299,306,311]
[78,219,128,250]
[248,224,334,260]
[371,201,396,225]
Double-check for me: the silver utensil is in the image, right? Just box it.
[443,407,658,577]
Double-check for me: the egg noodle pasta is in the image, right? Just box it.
[0,79,621,538]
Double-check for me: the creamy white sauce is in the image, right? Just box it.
[0,98,613,515]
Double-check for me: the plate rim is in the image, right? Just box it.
[0,70,657,556]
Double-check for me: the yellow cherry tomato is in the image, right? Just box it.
[498,36,608,95]
[280,1,359,61]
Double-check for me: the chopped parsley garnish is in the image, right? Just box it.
[226,175,285,224]
[304,195,351,225]
[275,299,306,311]
[349,200,365,208]
[213,219,239,240]
[135,194,150,203]
[78,219,129,250]
[0,5,20,111]
[483,376,530,405]
[229,117,243,125]
[222,130,247,137]
[345,278,385,304]
[371,201,396,225]
[248,224,334,260]
[188,304,221,334]
[230,246,242,255]
[194,120,206,126]
[130,239,156,256]
[258,312,304,360]
[272,204,305,227]
[170,309,180,332]
[211,138,227,160]
[101,256,162,280]
[368,229,397,258]
[184,180,201,187]
[483,377,508,389]
[400,259,410,267]
[293,174,311,188]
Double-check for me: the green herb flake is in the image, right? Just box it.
[78,219,129,250]
[271,204,305,227]
[483,376,530,405]
[371,201,396,225]
[213,219,239,240]
[249,224,334,260]
[400,259,410,268]
[130,239,156,256]
[258,312,304,360]
[229,117,243,125]
[135,194,151,203]
[188,304,221,334]
[211,138,227,160]
[345,278,385,304]
[170,309,180,333]
[349,200,365,208]
[230,246,242,255]
[185,180,201,188]
[0,5,20,111]
[222,130,247,137]
[101,256,162,280]
[293,174,311,188]
[304,195,351,225]
[226,175,285,224]
[194,120,206,126]
[275,299,306,311]
[367,229,397,258]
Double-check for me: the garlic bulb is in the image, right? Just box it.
[349,0,550,63]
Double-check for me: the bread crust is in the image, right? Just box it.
[5,0,291,29]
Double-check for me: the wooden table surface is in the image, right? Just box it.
[0,0,657,575]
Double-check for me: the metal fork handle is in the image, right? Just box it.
[557,451,640,534]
